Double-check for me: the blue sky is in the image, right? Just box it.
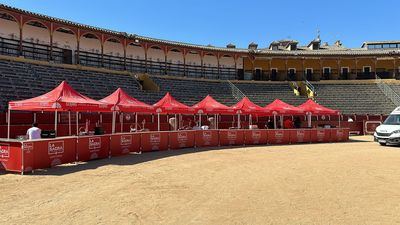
[1,0,397,48]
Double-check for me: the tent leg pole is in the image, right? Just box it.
[76,112,79,135]
[199,114,202,127]
[7,108,11,139]
[338,114,341,128]
[238,113,241,129]
[121,112,123,133]
[175,114,177,131]
[135,113,138,132]
[273,114,276,129]
[68,111,71,136]
[250,114,252,127]
[54,110,58,137]
[157,113,160,131]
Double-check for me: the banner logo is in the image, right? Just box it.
[48,141,64,155]
[120,135,132,146]
[0,144,10,159]
[89,137,101,150]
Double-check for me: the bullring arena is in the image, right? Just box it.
[1,2,400,225]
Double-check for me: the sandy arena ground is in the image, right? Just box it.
[2,136,400,225]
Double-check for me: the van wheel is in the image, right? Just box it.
[379,143,387,146]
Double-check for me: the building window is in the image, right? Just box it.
[383,44,390,48]
[323,67,331,76]
[363,66,371,73]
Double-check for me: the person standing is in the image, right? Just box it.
[27,123,41,140]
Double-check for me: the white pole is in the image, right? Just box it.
[68,111,71,136]
[338,114,341,128]
[135,113,138,131]
[76,112,79,135]
[54,110,58,136]
[33,113,36,123]
[174,114,177,131]
[307,113,312,128]
[120,112,123,132]
[280,115,283,128]
[157,113,160,131]
[249,114,252,127]
[111,111,116,134]
[273,114,277,129]
[7,108,11,139]
[199,114,202,127]
[237,113,241,129]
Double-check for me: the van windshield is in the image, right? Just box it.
[383,115,400,125]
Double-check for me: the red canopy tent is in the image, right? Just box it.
[297,99,339,115]
[264,99,304,129]
[231,97,270,129]
[264,99,304,115]
[231,97,269,115]
[100,88,154,113]
[192,95,234,114]
[7,81,113,138]
[153,92,194,131]
[297,99,341,127]
[9,81,111,112]
[99,88,154,133]
[191,95,234,129]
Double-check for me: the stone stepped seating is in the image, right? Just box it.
[313,83,395,115]
[0,59,143,109]
[235,82,307,106]
[0,59,397,115]
[150,76,236,106]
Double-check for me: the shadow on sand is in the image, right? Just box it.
[1,139,368,176]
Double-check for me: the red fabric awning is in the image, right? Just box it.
[192,95,234,114]
[153,92,194,114]
[99,88,154,113]
[297,99,340,115]
[264,99,304,115]
[231,97,270,115]
[8,81,112,112]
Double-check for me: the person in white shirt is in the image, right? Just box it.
[27,123,41,140]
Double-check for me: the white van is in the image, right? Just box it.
[374,107,400,145]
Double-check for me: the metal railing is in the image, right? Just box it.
[227,80,246,101]
[302,75,316,99]
[375,74,400,106]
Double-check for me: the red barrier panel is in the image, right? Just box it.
[77,135,110,161]
[169,131,196,150]
[0,141,24,173]
[330,128,350,142]
[244,130,268,145]
[289,129,311,144]
[219,130,244,146]
[310,129,331,143]
[195,130,219,148]
[140,132,169,152]
[267,130,290,144]
[26,138,77,169]
[110,133,141,156]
